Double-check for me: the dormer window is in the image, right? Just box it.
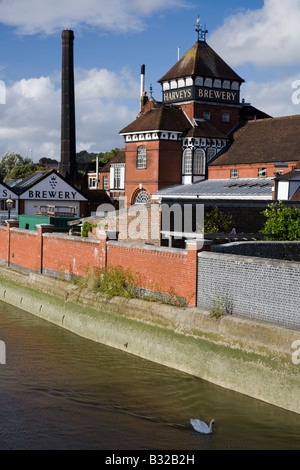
[203,110,211,121]
[204,78,212,87]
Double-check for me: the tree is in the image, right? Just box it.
[5,162,46,182]
[0,152,47,182]
[204,207,233,233]
[100,148,119,164]
[0,152,23,181]
[260,201,300,240]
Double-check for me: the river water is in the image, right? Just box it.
[0,300,299,451]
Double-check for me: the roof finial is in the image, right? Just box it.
[194,15,208,42]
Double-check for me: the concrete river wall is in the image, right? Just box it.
[0,265,299,415]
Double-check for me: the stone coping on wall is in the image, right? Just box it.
[107,240,187,255]
[198,249,300,269]
[212,240,300,261]
[10,227,38,235]
[42,232,100,244]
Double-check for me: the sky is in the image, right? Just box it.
[0,0,300,162]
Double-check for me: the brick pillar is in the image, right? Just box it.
[185,238,212,307]
[97,230,109,268]
[36,224,54,274]
[6,220,19,267]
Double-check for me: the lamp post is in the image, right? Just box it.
[6,197,13,220]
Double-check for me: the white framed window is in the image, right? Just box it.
[258,167,267,177]
[137,145,147,169]
[230,168,238,178]
[134,189,150,204]
[114,166,121,188]
[88,176,97,189]
[194,148,205,174]
[183,148,192,174]
[103,175,108,190]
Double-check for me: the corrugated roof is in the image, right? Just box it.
[153,178,274,200]
[210,115,300,166]
[158,41,244,83]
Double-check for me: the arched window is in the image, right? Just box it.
[194,148,205,174]
[183,148,192,174]
[136,145,147,169]
[134,189,150,204]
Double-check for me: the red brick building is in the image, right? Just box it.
[118,23,268,207]
[208,115,300,181]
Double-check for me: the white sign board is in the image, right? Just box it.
[0,183,15,200]
[20,172,87,201]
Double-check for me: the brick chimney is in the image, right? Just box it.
[59,29,78,180]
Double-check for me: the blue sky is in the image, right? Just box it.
[0,0,299,162]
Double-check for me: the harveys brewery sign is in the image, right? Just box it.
[163,85,240,105]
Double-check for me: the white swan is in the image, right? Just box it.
[190,418,215,434]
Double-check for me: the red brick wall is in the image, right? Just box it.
[124,140,182,205]
[0,222,202,306]
[42,234,105,278]
[0,226,9,264]
[9,229,41,272]
[208,162,297,179]
[180,102,241,135]
[106,241,198,305]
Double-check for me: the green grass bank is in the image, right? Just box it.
[0,265,299,415]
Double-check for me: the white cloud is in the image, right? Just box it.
[242,73,300,117]
[0,0,187,35]
[209,0,300,67]
[0,67,139,160]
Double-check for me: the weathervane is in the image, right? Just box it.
[194,16,208,42]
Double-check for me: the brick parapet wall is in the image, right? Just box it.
[197,251,300,329]
[107,240,198,305]
[0,222,202,306]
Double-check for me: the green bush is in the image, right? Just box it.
[94,265,139,298]
[260,201,300,240]
[81,221,93,237]
[204,207,233,233]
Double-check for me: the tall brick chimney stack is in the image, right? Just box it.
[59,29,78,180]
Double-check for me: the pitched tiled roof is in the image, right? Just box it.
[119,106,191,134]
[210,115,300,166]
[158,41,244,83]
[100,149,125,172]
[186,119,227,139]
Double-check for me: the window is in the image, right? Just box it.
[203,110,211,121]
[103,175,108,190]
[194,148,205,174]
[114,166,121,189]
[258,167,267,177]
[134,189,150,204]
[222,112,230,123]
[230,168,238,178]
[207,148,216,161]
[183,148,192,174]
[88,176,97,189]
[137,145,147,169]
